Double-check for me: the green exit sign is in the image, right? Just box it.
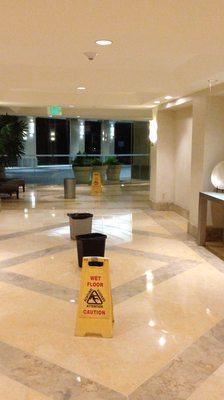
[47,105,62,116]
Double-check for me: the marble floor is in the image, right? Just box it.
[0,184,224,399]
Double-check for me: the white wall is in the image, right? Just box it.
[150,110,175,205]
[189,96,224,232]
[150,107,192,212]
[150,96,224,235]
[173,107,192,211]
[203,97,224,189]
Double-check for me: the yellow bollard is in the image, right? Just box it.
[75,257,113,338]
[91,171,102,194]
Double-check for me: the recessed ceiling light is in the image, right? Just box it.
[69,105,75,108]
[95,39,113,46]
[77,115,80,118]
[77,86,86,90]
[164,95,173,100]
[154,100,160,104]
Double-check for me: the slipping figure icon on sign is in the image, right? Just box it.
[86,290,104,305]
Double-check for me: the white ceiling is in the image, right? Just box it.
[1,0,224,118]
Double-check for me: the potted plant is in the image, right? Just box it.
[104,156,122,182]
[72,152,92,184]
[91,157,108,184]
[0,115,27,179]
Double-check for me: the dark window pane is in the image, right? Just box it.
[85,121,101,154]
[36,118,70,165]
[115,122,133,164]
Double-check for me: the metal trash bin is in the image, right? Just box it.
[64,178,76,199]
[67,213,93,240]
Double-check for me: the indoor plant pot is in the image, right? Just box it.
[72,152,92,184]
[73,166,92,184]
[106,164,122,181]
[104,156,122,182]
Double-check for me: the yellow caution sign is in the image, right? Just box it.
[75,257,113,338]
[91,171,102,194]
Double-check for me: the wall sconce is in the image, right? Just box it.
[109,122,115,142]
[50,130,56,142]
[102,130,109,142]
[211,161,224,191]
[149,120,158,144]
[28,117,35,138]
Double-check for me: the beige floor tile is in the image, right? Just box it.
[163,210,188,231]
[0,232,68,262]
[108,250,167,287]
[121,233,203,261]
[7,249,79,289]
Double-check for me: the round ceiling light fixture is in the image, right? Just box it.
[164,95,173,100]
[95,39,113,46]
[154,100,160,104]
[77,86,86,91]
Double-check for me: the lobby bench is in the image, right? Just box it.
[0,182,19,199]
[0,178,25,192]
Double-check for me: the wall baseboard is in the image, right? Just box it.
[187,222,198,238]
[149,199,189,219]
[149,200,198,238]
[169,203,189,219]
[149,199,171,211]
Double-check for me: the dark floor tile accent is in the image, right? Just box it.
[0,222,68,241]
[149,212,224,273]
[129,319,224,400]
[108,245,194,264]
[113,259,199,304]
[0,341,126,400]
[188,241,224,273]
[0,258,199,305]
[132,229,172,240]
[0,243,73,269]
[0,271,78,302]
[144,210,192,240]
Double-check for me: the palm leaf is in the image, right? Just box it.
[0,114,27,167]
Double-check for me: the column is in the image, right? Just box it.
[70,119,85,160]
[100,121,115,159]
[131,121,150,179]
[149,109,175,209]
[19,116,37,167]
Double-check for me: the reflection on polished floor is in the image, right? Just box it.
[1,184,224,399]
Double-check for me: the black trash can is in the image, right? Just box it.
[76,233,107,268]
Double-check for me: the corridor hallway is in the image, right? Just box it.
[0,184,224,399]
